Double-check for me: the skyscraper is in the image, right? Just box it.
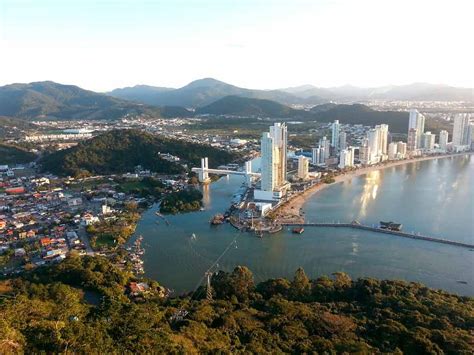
[338,147,355,169]
[377,124,389,155]
[422,132,436,151]
[397,141,407,158]
[297,156,309,180]
[311,147,325,165]
[367,129,379,164]
[408,109,425,149]
[331,120,340,149]
[339,131,347,151]
[452,114,470,147]
[359,138,370,165]
[319,136,330,159]
[256,122,288,200]
[407,128,418,152]
[439,130,449,151]
[388,142,398,160]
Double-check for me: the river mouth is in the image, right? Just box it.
[134,155,474,296]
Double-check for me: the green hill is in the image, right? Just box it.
[0,81,192,120]
[40,129,237,177]
[196,95,310,118]
[0,143,37,165]
[0,256,472,353]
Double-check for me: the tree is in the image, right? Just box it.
[290,267,311,300]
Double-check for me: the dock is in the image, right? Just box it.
[282,222,474,249]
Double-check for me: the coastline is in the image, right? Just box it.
[274,152,474,223]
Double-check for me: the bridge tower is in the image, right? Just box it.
[198,157,211,183]
[244,160,253,186]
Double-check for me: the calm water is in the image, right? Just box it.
[134,155,474,296]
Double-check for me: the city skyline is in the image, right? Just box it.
[1,0,473,91]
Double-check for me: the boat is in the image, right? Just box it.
[292,227,305,234]
[456,280,468,284]
[379,221,403,231]
[210,214,225,225]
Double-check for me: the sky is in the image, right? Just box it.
[0,0,473,92]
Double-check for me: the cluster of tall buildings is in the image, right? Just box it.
[408,110,473,154]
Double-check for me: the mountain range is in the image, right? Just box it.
[0,81,192,120]
[0,79,470,124]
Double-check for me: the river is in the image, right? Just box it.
[134,154,474,296]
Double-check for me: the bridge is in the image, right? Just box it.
[282,222,474,249]
[191,158,260,184]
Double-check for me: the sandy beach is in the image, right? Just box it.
[274,152,473,223]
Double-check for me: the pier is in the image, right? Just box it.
[282,221,474,249]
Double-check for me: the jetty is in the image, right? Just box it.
[282,221,474,249]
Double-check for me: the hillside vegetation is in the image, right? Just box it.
[0,81,192,120]
[40,129,238,177]
[0,143,37,165]
[0,256,472,353]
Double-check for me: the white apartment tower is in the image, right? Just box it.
[359,138,370,165]
[397,141,407,158]
[422,132,436,151]
[331,120,340,149]
[319,136,331,159]
[297,156,309,180]
[256,123,288,200]
[338,147,355,169]
[408,109,425,149]
[311,147,325,165]
[439,130,449,151]
[339,131,347,151]
[452,114,470,147]
[388,142,398,160]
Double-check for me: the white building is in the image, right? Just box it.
[255,123,288,201]
[422,132,436,151]
[452,114,470,147]
[397,141,407,158]
[359,138,370,165]
[311,147,325,165]
[408,109,425,149]
[338,147,355,169]
[297,156,309,180]
[367,129,380,164]
[388,142,398,160]
[331,120,340,149]
[319,136,331,159]
[438,130,449,151]
[377,124,389,155]
[339,131,347,151]
[407,128,418,153]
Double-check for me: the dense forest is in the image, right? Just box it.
[160,188,203,214]
[0,255,472,353]
[0,143,37,165]
[40,129,238,177]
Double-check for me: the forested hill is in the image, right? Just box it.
[195,95,311,118]
[0,81,193,120]
[40,129,238,177]
[311,104,410,133]
[0,255,472,353]
[0,143,37,165]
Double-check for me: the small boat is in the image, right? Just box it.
[380,221,402,231]
[210,214,225,225]
[191,233,197,240]
[456,280,468,284]
[292,227,304,234]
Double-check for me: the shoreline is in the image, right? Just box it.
[274,152,473,223]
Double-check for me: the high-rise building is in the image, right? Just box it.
[439,130,449,151]
[397,141,407,158]
[297,156,309,180]
[467,123,474,149]
[408,109,425,149]
[338,147,355,169]
[422,132,436,151]
[367,129,380,164]
[359,138,370,165]
[388,142,398,160]
[452,114,469,147]
[319,136,330,159]
[377,124,389,155]
[339,131,347,151]
[255,122,288,200]
[311,147,325,165]
[331,120,340,149]
[407,128,418,152]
